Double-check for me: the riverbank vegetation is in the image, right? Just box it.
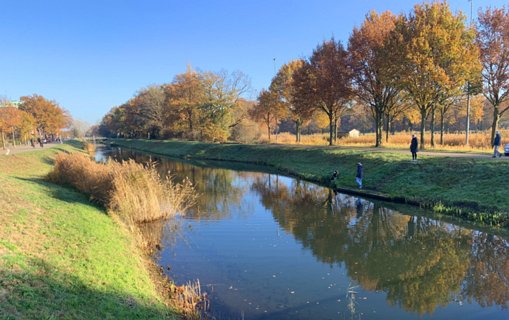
[96,3,509,152]
[48,152,196,226]
[0,145,180,319]
[111,139,509,227]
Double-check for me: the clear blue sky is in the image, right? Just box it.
[0,0,506,124]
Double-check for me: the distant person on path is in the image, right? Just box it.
[356,162,363,189]
[493,131,501,158]
[410,134,418,161]
[37,137,43,148]
[30,138,35,148]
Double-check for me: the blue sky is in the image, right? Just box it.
[0,0,506,124]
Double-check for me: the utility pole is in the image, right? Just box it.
[466,0,473,145]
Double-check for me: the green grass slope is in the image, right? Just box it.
[0,145,178,319]
[112,139,509,225]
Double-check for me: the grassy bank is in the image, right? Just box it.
[0,145,179,319]
[111,139,509,227]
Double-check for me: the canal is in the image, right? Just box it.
[97,146,509,320]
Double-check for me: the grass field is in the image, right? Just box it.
[111,139,509,227]
[0,145,179,319]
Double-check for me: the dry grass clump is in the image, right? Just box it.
[109,160,196,224]
[47,152,112,204]
[47,153,197,224]
[83,141,96,154]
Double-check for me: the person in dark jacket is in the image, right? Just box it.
[493,131,501,158]
[330,170,339,181]
[410,134,418,161]
[356,162,363,189]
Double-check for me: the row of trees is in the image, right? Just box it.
[253,2,508,149]
[0,95,70,148]
[99,67,252,142]
[100,2,509,150]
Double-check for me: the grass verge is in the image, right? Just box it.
[0,145,180,319]
[111,138,509,227]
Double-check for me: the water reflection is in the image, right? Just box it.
[252,175,509,316]
[98,147,509,319]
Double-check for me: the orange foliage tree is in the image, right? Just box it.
[293,39,353,145]
[477,7,509,144]
[388,2,480,149]
[348,11,400,147]
[19,94,69,138]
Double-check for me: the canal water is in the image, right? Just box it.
[97,147,509,320]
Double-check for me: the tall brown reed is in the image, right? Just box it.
[47,153,197,224]
[109,160,196,224]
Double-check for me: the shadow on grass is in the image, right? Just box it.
[0,257,173,319]
[15,177,104,211]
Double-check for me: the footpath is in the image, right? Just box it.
[1,143,60,155]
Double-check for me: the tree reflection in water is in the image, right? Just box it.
[251,174,509,315]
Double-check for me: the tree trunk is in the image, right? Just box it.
[295,119,301,143]
[430,107,435,148]
[419,108,427,150]
[440,109,445,145]
[466,87,471,145]
[1,131,5,150]
[266,118,271,142]
[12,129,16,148]
[375,109,383,147]
[385,114,390,143]
[334,116,339,142]
[328,112,334,146]
[275,117,278,142]
[491,107,500,145]
[374,111,380,147]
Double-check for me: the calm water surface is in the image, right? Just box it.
[97,147,509,320]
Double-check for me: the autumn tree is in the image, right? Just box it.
[349,11,400,147]
[250,89,286,141]
[131,85,167,139]
[166,67,250,141]
[198,70,250,141]
[19,94,69,138]
[0,106,23,148]
[168,66,206,139]
[388,2,480,149]
[293,39,353,145]
[270,59,314,142]
[477,7,509,144]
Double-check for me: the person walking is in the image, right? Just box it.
[493,131,501,158]
[356,162,363,189]
[410,134,418,161]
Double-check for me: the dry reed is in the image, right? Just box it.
[83,140,96,154]
[47,153,197,224]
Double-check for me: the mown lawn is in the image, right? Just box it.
[112,139,509,223]
[0,145,178,319]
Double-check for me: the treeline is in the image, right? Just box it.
[0,94,70,148]
[98,68,252,142]
[100,2,509,149]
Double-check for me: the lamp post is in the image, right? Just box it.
[466,0,473,146]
